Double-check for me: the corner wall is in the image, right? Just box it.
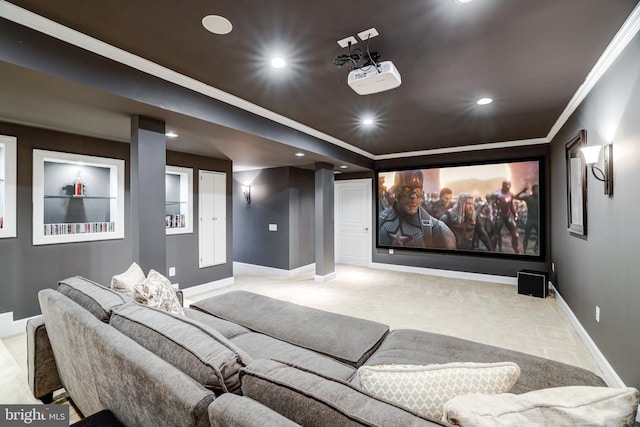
[549,32,640,390]
[233,167,315,270]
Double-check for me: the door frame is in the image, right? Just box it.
[334,178,373,266]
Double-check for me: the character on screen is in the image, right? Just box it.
[487,180,522,254]
[426,187,453,220]
[515,184,539,254]
[440,193,488,251]
[379,170,456,249]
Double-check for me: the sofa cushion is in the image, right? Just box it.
[58,276,131,322]
[184,307,250,339]
[39,289,215,427]
[363,329,606,393]
[191,291,389,367]
[231,332,356,382]
[443,386,640,427]
[110,303,252,394]
[357,362,520,420]
[134,269,184,316]
[240,359,446,426]
[110,262,145,298]
[208,393,302,427]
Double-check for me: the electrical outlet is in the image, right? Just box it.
[169,267,176,277]
[389,248,394,255]
[596,306,600,322]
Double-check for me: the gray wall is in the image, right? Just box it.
[165,151,233,287]
[0,122,134,318]
[0,122,233,318]
[233,167,315,270]
[549,33,640,389]
[372,145,550,277]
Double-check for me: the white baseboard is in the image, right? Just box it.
[233,262,315,278]
[0,312,39,338]
[314,272,337,283]
[181,276,235,299]
[550,283,624,388]
[370,262,517,285]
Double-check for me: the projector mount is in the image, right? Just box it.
[334,28,382,72]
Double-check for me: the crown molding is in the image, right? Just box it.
[0,1,373,160]
[546,3,640,142]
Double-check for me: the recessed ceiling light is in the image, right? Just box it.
[340,165,348,169]
[166,131,179,138]
[295,152,305,157]
[202,15,233,35]
[271,56,287,69]
[477,97,493,105]
[456,0,474,3]
[362,117,375,126]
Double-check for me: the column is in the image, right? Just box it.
[315,162,336,282]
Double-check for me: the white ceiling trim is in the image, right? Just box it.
[0,1,374,160]
[374,138,549,161]
[546,3,640,142]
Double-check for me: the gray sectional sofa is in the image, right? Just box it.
[28,276,608,426]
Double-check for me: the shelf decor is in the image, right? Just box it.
[0,135,17,239]
[32,149,125,245]
[165,165,193,235]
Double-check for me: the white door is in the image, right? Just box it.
[335,179,372,266]
[199,171,226,268]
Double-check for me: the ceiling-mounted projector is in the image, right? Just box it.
[348,61,401,95]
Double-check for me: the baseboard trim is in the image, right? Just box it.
[314,272,337,283]
[550,283,624,388]
[0,312,39,338]
[233,262,315,278]
[181,277,235,299]
[369,262,517,285]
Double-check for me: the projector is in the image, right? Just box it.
[347,61,401,95]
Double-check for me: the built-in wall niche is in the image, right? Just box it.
[32,149,125,245]
[165,165,193,235]
[0,135,17,239]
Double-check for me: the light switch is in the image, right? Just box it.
[269,224,278,231]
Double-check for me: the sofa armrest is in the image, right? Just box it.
[27,315,63,402]
[209,393,301,427]
[176,290,184,307]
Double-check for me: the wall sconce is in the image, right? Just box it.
[580,144,613,197]
[241,185,251,205]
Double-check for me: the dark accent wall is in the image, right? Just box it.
[549,33,640,389]
[165,151,233,288]
[0,122,234,318]
[0,122,134,318]
[372,145,550,277]
[233,167,315,270]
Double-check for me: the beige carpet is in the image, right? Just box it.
[1,264,602,408]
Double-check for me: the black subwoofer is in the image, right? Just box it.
[517,270,548,298]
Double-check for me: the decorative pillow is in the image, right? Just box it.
[110,262,145,297]
[357,362,520,420]
[443,386,639,427]
[134,269,184,316]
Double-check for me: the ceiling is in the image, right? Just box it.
[1,0,639,171]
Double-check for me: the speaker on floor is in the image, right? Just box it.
[517,270,548,298]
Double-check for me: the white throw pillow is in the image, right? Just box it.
[357,362,520,420]
[134,269,184,316]
[443,386,639,427]
[110,262,145,297]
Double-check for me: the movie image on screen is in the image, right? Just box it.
[377,159,542,258]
